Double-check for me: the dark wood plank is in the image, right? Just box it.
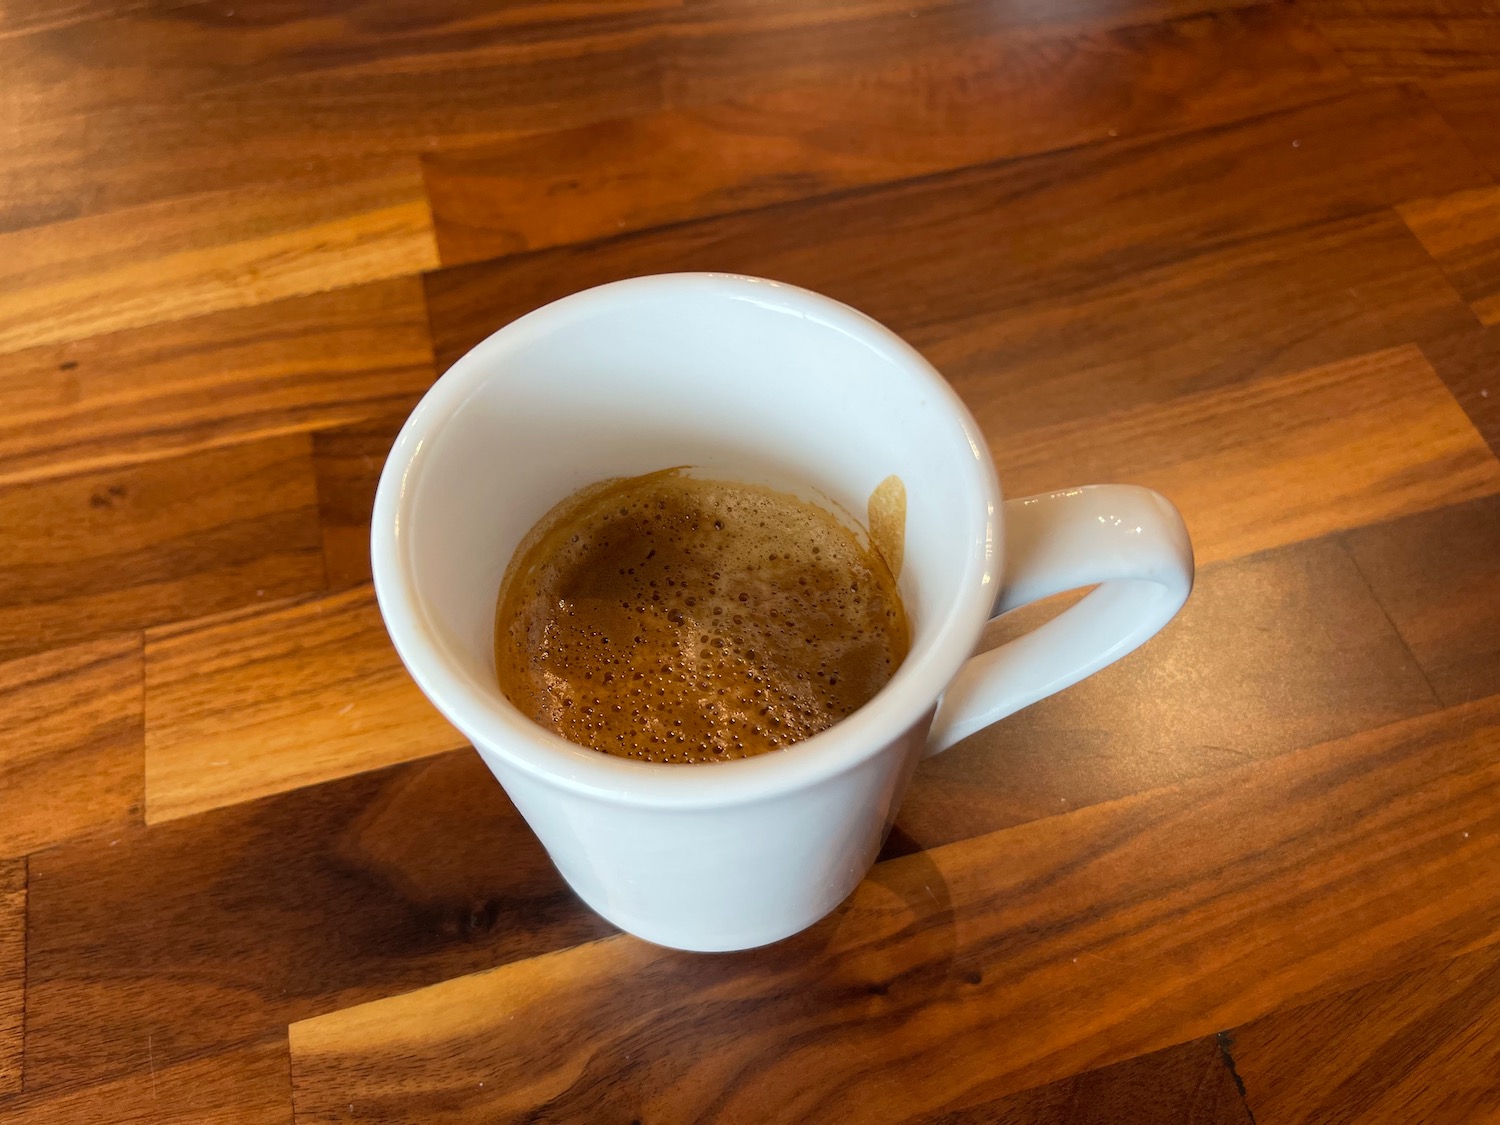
[912,1038,1253,1125]
[5,0,1138,235]
[1230,941,1500,1124]
[0,0,675,233]
[287,696,1500,1124]
[1421,320,1500,454]
[1343,493,1500,706]
[424,4,1353,264]
[425,86,1486,383]
[0,168,438,352]
[1423,72,1500,178]
[0,436,324,663]
[144,585,463,823]
[22,748,613,1092]
[0,859,21,1094]
[0,636,142,858]
[0,1038,293,1125]
[311,416,405,590]
[892,535,1439,853]
[1400,183,1500,325]
[1300,0,1500,79]
[990,345,1500,566]
[0,279,433,488]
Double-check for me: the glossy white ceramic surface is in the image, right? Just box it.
[371,274,1193,951]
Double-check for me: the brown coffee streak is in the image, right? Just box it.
[494,471,909,764]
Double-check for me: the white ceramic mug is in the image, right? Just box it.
[372,274,1193,952]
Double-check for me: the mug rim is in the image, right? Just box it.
[372,273,1001,809]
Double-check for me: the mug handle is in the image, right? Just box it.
[927,484,1194,756]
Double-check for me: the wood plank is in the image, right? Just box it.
[933,209,1478,439]
[0,1038,293,1125]
[1300,0,1500,79]
[1422,321,1500,460]
[0,860,21,1094]
[892,535,1440,854]
[0,0,184,39]
[5,0,1080,235]
[1344,493,1500,707]
[910,1037,1254,1124]
[0,436,324,663]
[143,584,464,824]
[1229,941,1500,1124]
[286,697,1500,1124]
[425,86,1485,377]
[0,1,674,233]
[996,345,1500,567]
[0,636,143,858]
[1423,72,1500,179]
[0,168,438,352]
[1400,183,1500,326]
[22,749,613,1091]
[424,4,1352,264]
[312,417,406,590]
[0,279,433,488]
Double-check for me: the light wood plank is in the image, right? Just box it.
[0,1037,293,1125]
[0,636,143,858]
[425,4,1351,263]
[0,860,21,1094]
[1231,941,1500,1124]
[143,585,464,823]
[288,698,1500,1124]
[1400,183,1500,327]
[0,279,434,488]
[993,344,1500,566]
[0,167,438,352]
[0,436,324,663]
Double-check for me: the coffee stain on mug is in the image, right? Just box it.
[867,475,906,580]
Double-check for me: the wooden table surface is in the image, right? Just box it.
[2,1,1499,1122]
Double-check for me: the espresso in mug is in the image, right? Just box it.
[494,470,909,764]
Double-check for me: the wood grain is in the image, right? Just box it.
[1344,492,1500,706]
[3,0,1094,235]
[287,697,1500,1124]
[0,436,324,663]
[0,168,438,352]
[993,344,1500,566]
[0,278,433,488]
[912,1037,1253,1125]
[1230,941,1500,1124]
[0,1,673,232]
[0,1038,293,1125]
[424,4,1352,264]
[144,584,463,824]
[426,85,1485,373]
[0,635,143,858]
[0,860,21,1094]
[1400,183,1500,325]
[312,417,406,590]
[1300,0,1500,79]
[1423,72,1500,179]
[892,535,1440,852]
[23,749,612,1091]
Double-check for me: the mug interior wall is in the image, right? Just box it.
[403,281,993,708]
